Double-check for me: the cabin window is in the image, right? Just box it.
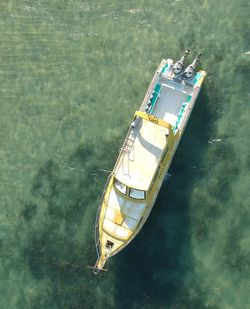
[129,188,145,200]
[114,178,127,195]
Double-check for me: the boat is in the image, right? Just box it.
[93,51,206,274]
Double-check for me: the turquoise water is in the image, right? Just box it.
[0,0,250,308]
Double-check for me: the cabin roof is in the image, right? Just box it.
[114,119,167,190]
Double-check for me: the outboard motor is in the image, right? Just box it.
[183,53,202,80]
[172,49,190,76]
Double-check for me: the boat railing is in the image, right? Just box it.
[140,59,166,112]
[94,171,114,259]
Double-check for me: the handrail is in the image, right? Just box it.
[94,172,114,273]
[134,111,172,129]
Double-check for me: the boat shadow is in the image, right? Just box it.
[112,85,214,308]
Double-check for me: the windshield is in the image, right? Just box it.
[129,188,145,200]
[114,178,127,194]
[114,178,146,199]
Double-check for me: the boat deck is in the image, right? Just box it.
[103,186,147,240]
[153,83,188,126]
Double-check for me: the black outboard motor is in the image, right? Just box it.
[183,53,202,80]
[172,49,190,76]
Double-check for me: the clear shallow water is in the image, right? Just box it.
[0,0,249,308]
